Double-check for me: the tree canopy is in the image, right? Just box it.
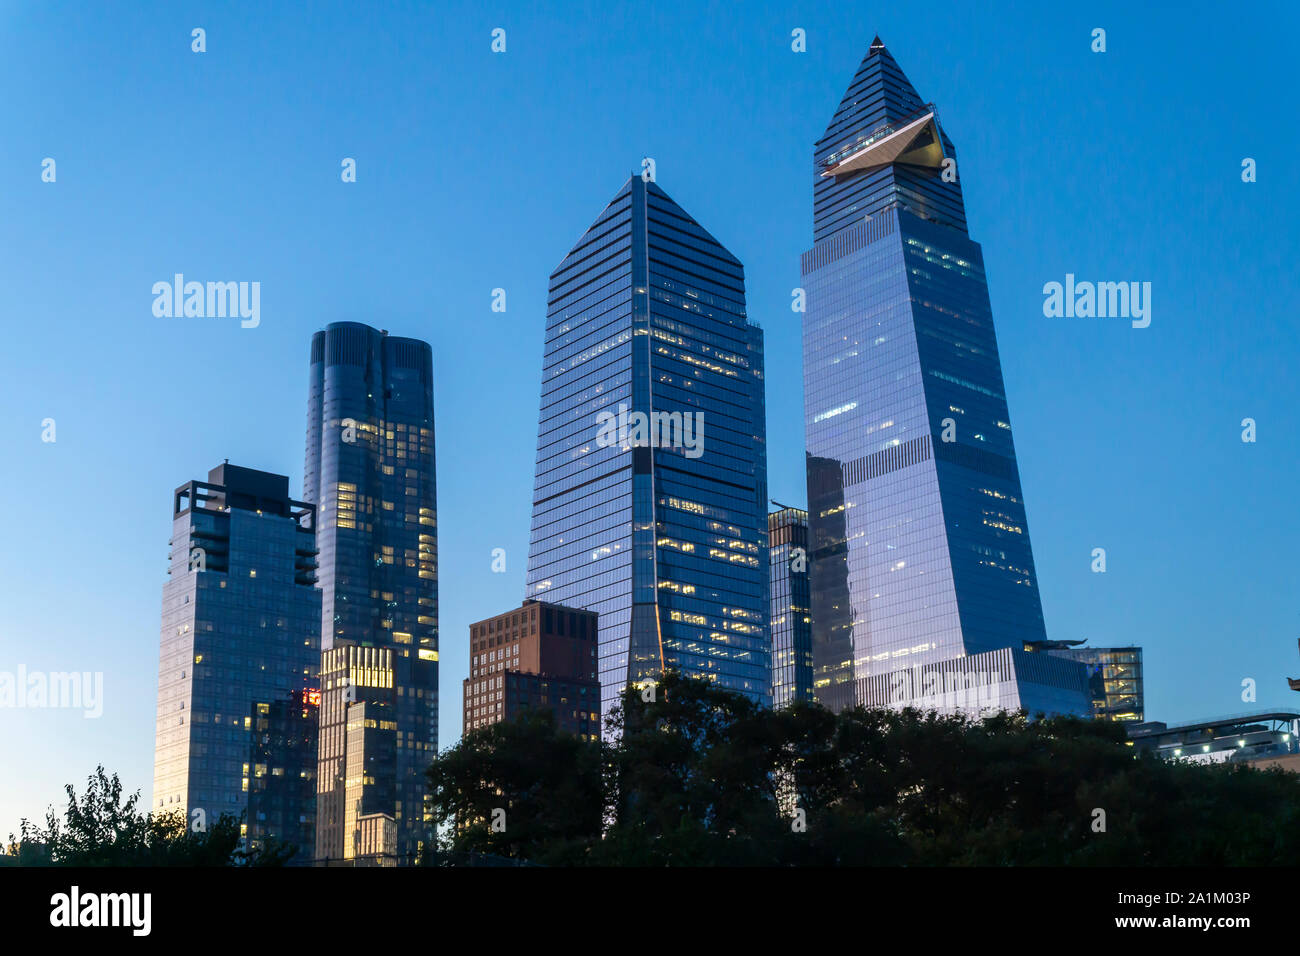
[4,765,295,866]
[425,672,1300,866]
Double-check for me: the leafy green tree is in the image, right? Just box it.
[5,765,296,866]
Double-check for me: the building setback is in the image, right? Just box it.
[152,463,320,860]
[464,600,600,739]
[525,176,770,720]
[304,322,439,864]
[1026,641,1145,721]
[801,37,1087,717]
[769,507,814,707]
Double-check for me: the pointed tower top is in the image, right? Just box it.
[812,37,968,239]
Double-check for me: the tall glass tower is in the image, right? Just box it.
[803,38,1087,716]
[304,322,438,863]
[769,507,814,708]
[152,463,320,860]
[526,176,770,719]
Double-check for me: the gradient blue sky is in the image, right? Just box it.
[2,1,1297,830]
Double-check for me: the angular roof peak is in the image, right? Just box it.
[817,38,926,152]
[812,38,968,239]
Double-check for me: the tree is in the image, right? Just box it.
[5,766,296,866]
[425,708,605,865]
[419,675,1300,866]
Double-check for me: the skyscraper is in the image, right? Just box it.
[526,176,770,720]
[463,600,600,738]
[769,507,813,707]
[304,322,439,864]
[802,38,1087,716]
[152,463,320,860]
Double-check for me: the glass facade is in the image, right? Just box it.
[152,464,321,861]
[304,322,438,863]
[851,646,1092,718]
[1040,645,1145,721]
[803,39,1085,716]
[526,177,770,720]
[769,508,813,707]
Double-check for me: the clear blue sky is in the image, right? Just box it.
[2,0,1297,830]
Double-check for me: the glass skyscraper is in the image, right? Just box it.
[152,463,320,860]
[526,176,770,719]
[304,322,438,864]
[802,38,1087,716]
[769,507,813,707]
